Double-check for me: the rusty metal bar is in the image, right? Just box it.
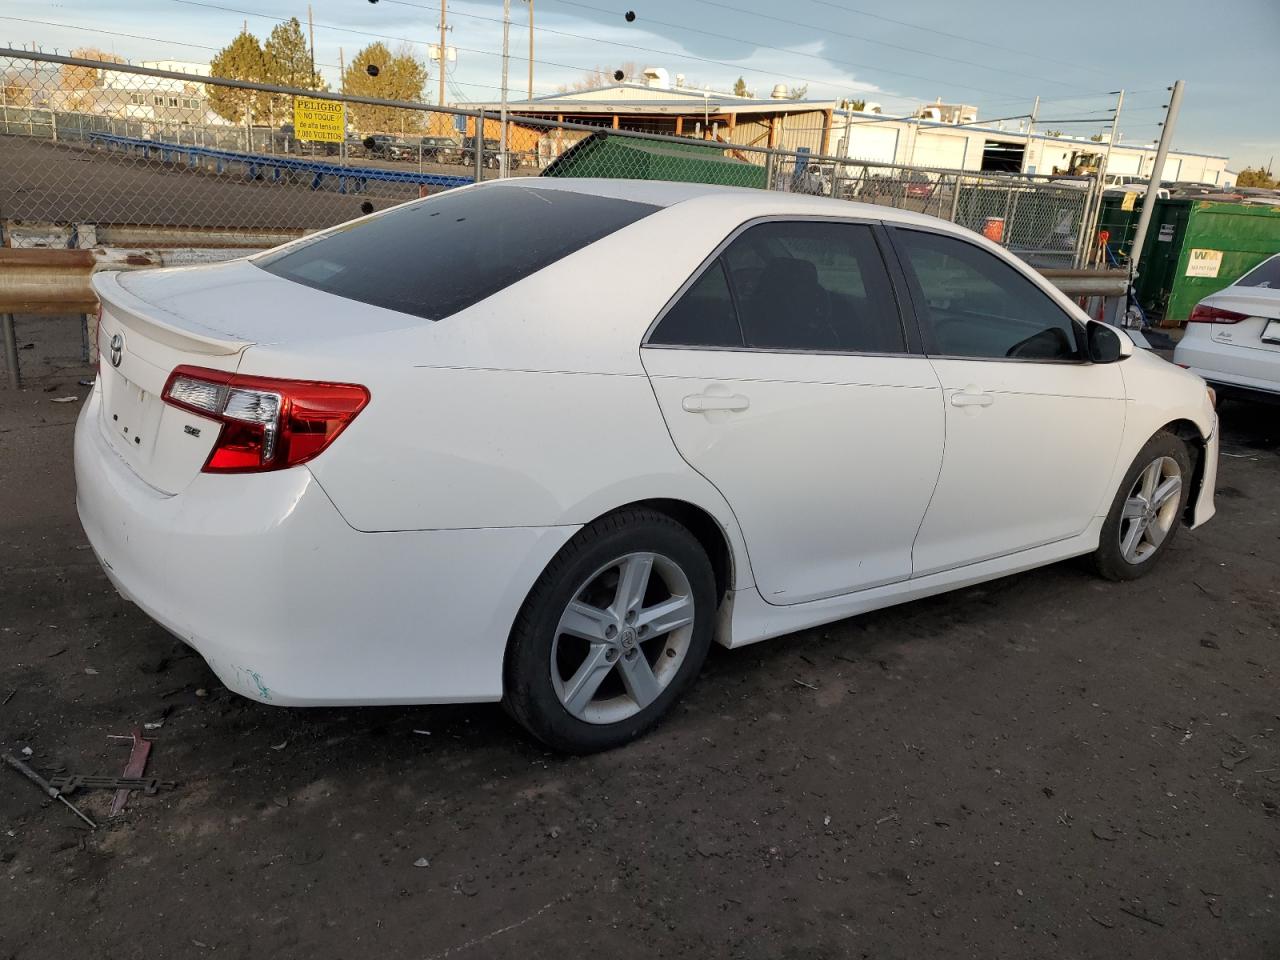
[2,313,18,390]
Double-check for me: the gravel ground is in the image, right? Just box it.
[1,315,1277,959]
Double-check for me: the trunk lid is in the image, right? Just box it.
[93,271,247,495]
[92,259,424,494]
[1203,288,1280,356]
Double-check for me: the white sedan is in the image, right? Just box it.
[76,179,1219,752]
[1173,253,1280,400]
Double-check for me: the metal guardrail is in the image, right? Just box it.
[89,133,474,193]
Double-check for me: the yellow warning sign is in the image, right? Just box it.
[293,96,345,143]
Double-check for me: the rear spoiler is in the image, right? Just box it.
[92,271,249,357]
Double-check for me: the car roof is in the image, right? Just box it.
[482,177,954,230]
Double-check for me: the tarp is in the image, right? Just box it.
[541,132,767,189]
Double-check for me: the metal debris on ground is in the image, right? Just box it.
[2,752,98,829]
[111,727,154,815]
[49,774,177,796]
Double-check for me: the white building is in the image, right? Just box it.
[98,60,212,124]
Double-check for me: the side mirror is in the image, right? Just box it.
[1086,321,1132,363]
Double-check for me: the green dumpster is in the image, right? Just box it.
[541,131,767,189]
[1163,202,1280,324]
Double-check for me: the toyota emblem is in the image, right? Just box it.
[109,333,123,368]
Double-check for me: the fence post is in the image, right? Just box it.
[474,110,485,181]
[948,173,962,224]
[3,314,20,390]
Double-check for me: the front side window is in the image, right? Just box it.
[257,186,658,321]
[650,220,903,353]
[894,228,1080,361]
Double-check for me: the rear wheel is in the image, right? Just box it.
[503,509,716,753]
[1090,431,1192,581]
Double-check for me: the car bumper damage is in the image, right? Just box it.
[75,384,577,706]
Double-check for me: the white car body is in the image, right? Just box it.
[1173,253,1280,399]
[76,178,1219,709]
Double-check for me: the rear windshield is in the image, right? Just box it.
[1236,255,1280,289]
[256,186,659,321]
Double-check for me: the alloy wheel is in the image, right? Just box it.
[1118,456,1182,564]
[550,552,696,725]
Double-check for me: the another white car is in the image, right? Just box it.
[76,179,1219,752]
[1173,253,1280,400]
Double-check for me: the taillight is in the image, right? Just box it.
[161,365,369,473]
[1188,304,1248,324]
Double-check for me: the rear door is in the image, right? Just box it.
[641,218,944,605]
[888,226,1126,576]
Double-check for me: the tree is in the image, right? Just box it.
[557,62,639,92]
[1237,166,1277,189]
[59,47,124,111]
[1,70,36,107]
[263,18,324,128]
[265,18,321,91]
[786,84,808,99]
[208,30,269,124]
[732,76,749,98]
[340,43,429,134]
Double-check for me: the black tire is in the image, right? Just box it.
[503,508,716,753]
[1090,431,1193,581]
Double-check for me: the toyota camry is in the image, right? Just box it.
[76,178,1219,752]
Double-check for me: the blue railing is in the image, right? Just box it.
[88,133,473,194]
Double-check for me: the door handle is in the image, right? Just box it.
[950,391,994,408]
[682,393,750,413]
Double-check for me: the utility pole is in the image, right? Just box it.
[307,5,315,83]
[1130,80,1184,276]
[499,0,511,177]
[1024,95,1039,172]
[438,0,448,106]
[527,0,534,100]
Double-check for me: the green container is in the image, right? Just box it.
[1163,202,1280,324]
[1132,199,1192,316]
[541,131,767,189]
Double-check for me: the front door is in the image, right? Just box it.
[889,226,1126,577]
[641,219,945,605]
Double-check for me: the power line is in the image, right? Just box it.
[162,0,587,93]
[671,0,1082,90]
[0,13,335,68]
[384,0,921,105]
[798,0,1110,77]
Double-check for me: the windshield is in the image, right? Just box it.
[256,186,659,321]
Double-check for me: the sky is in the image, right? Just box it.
[4,0,1278,169]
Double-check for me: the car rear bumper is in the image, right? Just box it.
[75,384,577,706]
[1173,336,1280,397]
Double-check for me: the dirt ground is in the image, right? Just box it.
[1,315,1277,959]
[0,136,496,232]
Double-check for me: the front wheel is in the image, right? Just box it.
[1090,431,1193,581]
[503,509,716,753]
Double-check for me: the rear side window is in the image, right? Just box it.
[1236,255,1280,289]
[650,220,904,353]
[894,228,1080,361]
[256,186,659,321]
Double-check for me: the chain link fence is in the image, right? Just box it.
[1,50,1098,267]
